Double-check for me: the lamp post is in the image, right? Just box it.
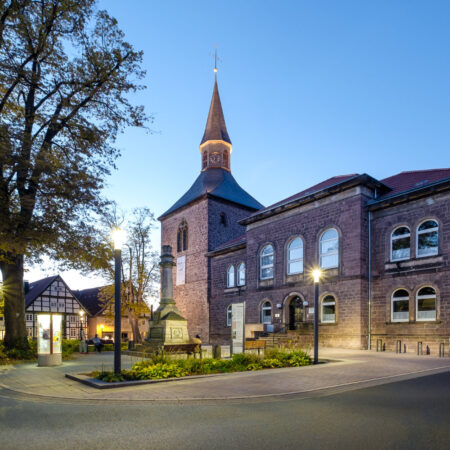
[312,269,322,365]
[112,227,126,375]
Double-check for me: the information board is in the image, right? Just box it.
[176,255,186,285]
[231,302,246,354]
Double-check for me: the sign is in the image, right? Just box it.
[308,307,314,315]
[231,302,246,354]
[176,255,186,285]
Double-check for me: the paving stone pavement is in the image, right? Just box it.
[0,349,448,402]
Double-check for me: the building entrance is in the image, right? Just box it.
[289,296,303,330]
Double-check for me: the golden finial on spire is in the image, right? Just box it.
[213,46,220,75]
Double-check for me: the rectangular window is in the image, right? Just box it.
[392,238,410,260]
[392,300,409,322]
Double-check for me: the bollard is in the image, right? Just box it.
[376,339,382,352]
[382,343,386,352]
[417,341,423,356]
[403,344,407,354]
[426,345,430,355]
[396,340,401,354]
[439,343,444,358]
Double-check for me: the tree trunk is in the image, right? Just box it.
[0,254,29,350]
[128,310,142,344]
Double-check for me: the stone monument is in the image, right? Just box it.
[146,245,190,346]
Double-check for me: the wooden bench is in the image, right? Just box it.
[244,340,266,356]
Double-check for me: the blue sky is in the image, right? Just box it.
[28,0,450,288]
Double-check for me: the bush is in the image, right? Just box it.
[94,348,313,382]
[0,339,37,363]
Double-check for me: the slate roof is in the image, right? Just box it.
[378,169,450,199]
[255,174,359,215]
[200,77,231,145]
[210,235,247,254]
[74,287,109,317]
[159,168,263,219]
[25,275,59,308]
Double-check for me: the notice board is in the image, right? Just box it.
[231,302,246,354]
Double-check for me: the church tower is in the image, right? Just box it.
[159,70,263,342]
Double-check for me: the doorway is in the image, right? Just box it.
[289,296,303,330]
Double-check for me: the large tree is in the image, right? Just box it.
[0,0,148,349]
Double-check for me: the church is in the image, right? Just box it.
[159,73,450,355]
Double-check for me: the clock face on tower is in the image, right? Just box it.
[209,153,221,165]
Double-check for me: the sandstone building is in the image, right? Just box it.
[159,74,449,355]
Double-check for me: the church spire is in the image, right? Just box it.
[200,64,232,172]
[200,76,231,145]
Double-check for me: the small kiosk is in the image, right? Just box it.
[37,313,62,366]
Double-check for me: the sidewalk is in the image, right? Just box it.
[0,349,448,402]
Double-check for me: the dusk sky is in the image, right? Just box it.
[27,0,450,288]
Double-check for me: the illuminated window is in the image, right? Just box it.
[287,237,303,275]
[391,226,410,261]
[416,287,436,321]
[417,220,438,258]
[260,245,274,280]
[320,228,339,269]
[391,289,409,322]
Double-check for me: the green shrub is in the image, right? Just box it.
[93,347,313,382]
[0,339,37,363]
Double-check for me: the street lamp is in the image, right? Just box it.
[312,268,322,365]
[112,227,126,375]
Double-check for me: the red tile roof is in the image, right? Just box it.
[379,169,450,198]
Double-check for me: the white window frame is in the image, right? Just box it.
[261,301,272,324]
[226,265,235,288]
[321,296,336,323]
[260,245,274,280]
[390,226,411,262]
[416,287,437,322]
[416,220,439,258]
[26,314,33,321]
[319,228,339,269]
[391,289,410,323]
[227,305,232,327]
[287,237,304,275]
[237,262,246,286]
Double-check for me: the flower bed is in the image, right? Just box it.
[93,349,312,383]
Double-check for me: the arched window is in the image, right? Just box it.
[260,244,274,280]
[227,265,235,288]
[391,226,410,261]
[416,287,436,321]
[237,262,246,286]
[261,301,272,324]
[391,289,409,322]
[176,221,188,252]
[287,237,303,275]
[227,305,232,326]
[320,228,338,269]
[417,220,438,258]
[321,295,336,323]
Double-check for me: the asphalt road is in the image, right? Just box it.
[0,371,448,449]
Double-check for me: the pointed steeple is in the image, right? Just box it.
[200,76,231,146]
